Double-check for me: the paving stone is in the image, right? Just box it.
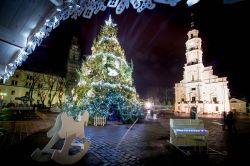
[1,112,250,165]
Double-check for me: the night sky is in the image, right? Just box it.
[20,0,250,101]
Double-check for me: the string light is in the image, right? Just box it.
[1,0,197,82]
[175,129,208,133]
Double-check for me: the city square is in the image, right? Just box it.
[0,0,249,165]
[0,111,250,165]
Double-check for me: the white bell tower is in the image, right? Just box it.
[185,29,203,66]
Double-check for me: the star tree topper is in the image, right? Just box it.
[105,15,117,27]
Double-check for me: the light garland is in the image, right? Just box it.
[0,0,199,82]
[91,81,136,92]
[89,52,128,67]
[98,36,119,45]
[175,129,208,133]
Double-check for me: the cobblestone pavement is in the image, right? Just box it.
[0,111,58,152]
[0,112,250,165]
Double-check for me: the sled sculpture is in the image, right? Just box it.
[31,111,90,165]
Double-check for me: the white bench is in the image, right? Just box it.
[170,119,208,153]
[31,111,90,164]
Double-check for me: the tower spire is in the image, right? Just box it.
[190,12,195,29]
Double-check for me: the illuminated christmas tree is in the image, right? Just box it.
[63,15,142,124]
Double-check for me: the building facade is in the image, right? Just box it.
[0,37,83,108]
[230,98,247,114]
[0,69,65,108]
[175,28,230,114]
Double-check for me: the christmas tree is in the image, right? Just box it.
[63,15,142,124]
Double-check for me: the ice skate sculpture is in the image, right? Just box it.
[31,111,90,164]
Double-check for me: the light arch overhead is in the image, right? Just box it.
[0,0,203,81]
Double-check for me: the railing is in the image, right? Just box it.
[93,116,106,126]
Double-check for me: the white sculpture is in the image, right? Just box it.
[31,111,90,165]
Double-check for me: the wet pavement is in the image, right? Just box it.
[0,111,250,165]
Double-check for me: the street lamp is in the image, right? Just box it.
[144,101,155,120]
[144,101,153,110]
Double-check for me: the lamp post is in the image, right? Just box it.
[144,101,153,110]
[144,101,154,120]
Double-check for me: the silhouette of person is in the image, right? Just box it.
[222,111,227,130]
[226,111,237,134]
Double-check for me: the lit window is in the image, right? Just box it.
[192,97,196,102]
[213,97,218,103]
[27,75,32,80]
[11,80,17,86]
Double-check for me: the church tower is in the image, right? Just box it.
[186,29,203,65]
[65,37,82,95]
[175,19,230,115]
